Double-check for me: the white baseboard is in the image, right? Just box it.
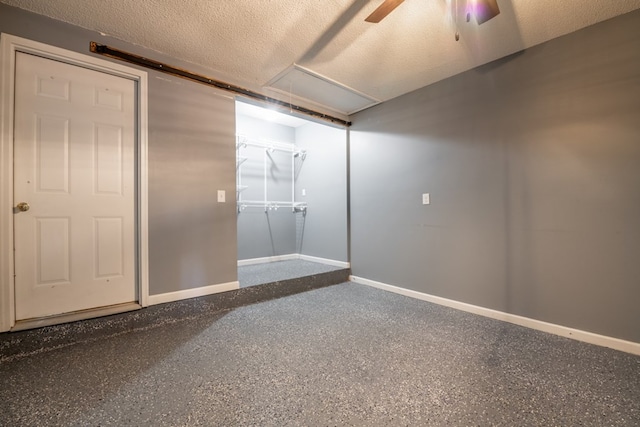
[237,254,299,267]
[148,281,239,306]
[298,254,350,268]
[238,253,349,268]
[350,275,640,356]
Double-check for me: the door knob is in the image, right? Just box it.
[16,202,30,212]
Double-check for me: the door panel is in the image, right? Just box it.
[14,52,136,320]
[36,217,70,284]
[95,124,124,195]
[36,115,70,193]
[94,217,124,278]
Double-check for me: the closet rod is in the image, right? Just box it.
[90,42,351,127]
[237,136,302,154]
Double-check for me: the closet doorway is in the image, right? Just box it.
[235,100,349,288]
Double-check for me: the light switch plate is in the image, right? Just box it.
[422,193,430,205]
[302,189,307,196]
[217,190,226,203]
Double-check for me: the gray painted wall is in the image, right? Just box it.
[149,80,237,294]
[236,114,297,259]
[0,4,238,295]
[350,10,640,343]
[295,123,348,262]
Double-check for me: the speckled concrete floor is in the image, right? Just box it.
[238,259,344,287]
[1,282,639,426]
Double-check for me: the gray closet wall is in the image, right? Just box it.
[236,113,348,263]
[236,114,297,260]
[295,123,348,262]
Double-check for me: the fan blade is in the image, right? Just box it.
[475,0,500,25]
[365,0,405,23]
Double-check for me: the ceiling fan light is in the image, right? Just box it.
[475,0,500,25]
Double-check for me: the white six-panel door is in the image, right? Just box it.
[13,52,136,320]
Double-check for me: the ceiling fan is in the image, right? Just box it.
[365,0,501,25]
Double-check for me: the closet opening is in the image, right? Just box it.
[235,100,349,288]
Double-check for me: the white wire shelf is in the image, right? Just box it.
[237,200,307,213]
[236,134,307,213]
[236,135,306,158]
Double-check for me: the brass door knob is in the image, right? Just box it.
[16,202,30,212]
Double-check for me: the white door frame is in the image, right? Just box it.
[0,34,149,332]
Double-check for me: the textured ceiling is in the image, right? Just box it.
[2,0,640,117]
